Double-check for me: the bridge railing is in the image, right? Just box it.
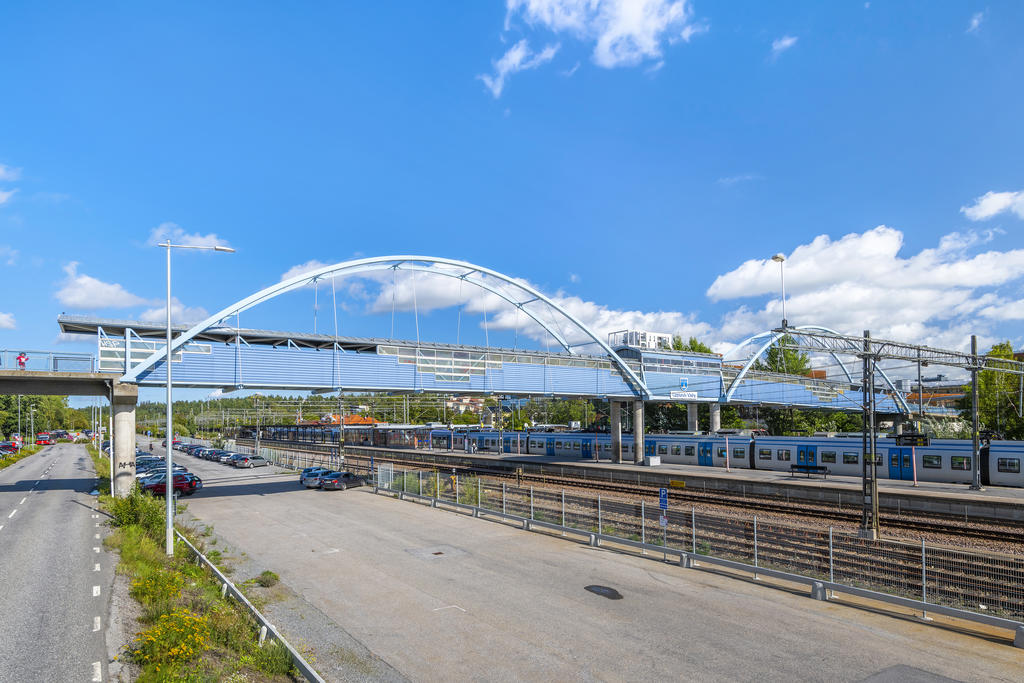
[0,349,96,373]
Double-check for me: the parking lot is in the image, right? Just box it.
[160,444,1024,682]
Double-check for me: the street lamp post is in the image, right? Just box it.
[30,407,35,446]
[160,239,234,556]
[771,253,787,328]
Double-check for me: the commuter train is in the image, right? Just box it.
[250,424,1024,487]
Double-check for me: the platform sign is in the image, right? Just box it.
[659,487,668,511]
[896,434,930,447]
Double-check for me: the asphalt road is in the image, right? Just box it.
[163,443,1023,682]
[0,444,114,683]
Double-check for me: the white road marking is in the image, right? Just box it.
[324,548,340,554]
[93,616,101,631]
[95,522,99,527]
[433,605,466,612]
[91,661,102,681]
[7,510,15,519]
[92,585,100,597]
[19,497,26,505]
[93,547,100,553]
[94,533,100,539]
[94,563,101,572]
[0,525,3,531]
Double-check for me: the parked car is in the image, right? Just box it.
[300,467,332,487]
[218,452,237,464]
[235,455,268,468]
[227,454,248,466]
[319,471,366,491]
[142,472,201,496]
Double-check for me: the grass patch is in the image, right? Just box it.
[256,571,280,588]
[0,444,43,471]
[91,457,299,681]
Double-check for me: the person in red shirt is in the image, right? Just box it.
[16,352,28,370]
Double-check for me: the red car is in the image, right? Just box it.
[142,472,202,497]
[35,433,55,446]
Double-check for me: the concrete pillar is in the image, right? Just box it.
[633,400,645,464]
[709,403,721,433]
[610,400,622,464]
[687,403,698,432]
[112,383,138,498]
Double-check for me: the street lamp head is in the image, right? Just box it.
[214,245,235,253]
[771,253,786,263]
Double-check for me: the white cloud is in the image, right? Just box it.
[147,221,232,249]
[561,61,581,77]
[717,173,760,186]
[961,190,1024,221]
[0,312,15,329]
[0,188,18,206]
[484,0,706,93]
[967,11,985,34]
[280,259,333,282]
[569,273,580,283]
[770,35,798,59]
[56,262,152,309]
[139,297,210,325]
[0,164,20,181]
[0,245,17,265]
[478,39,560,98]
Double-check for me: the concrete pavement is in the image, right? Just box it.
[169,446,1023,682]
[0,443,115,682]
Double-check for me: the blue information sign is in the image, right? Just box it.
[659,487,668,511]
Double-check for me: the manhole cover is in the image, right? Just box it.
[585,585,623,600]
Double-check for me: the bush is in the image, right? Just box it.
[128,607,212,667]
[131,569,185,604]
[255,570,279,588]
[109,486,166,540]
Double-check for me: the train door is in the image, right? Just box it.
[698,441,713,466]
[545,438,555,456]
[888,447,913,480]
[646,441,655,460]
[581,440,592,459]
[797,445,817,467]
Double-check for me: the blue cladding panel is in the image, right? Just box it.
[136,344,636,396]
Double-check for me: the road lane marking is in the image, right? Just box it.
[94,563,101,572]
[0,525,3,531]
[94,533,100,539]
[7,510,15,519]
[94,547,100,553]
[433,605,466,612]
[92,662,102,681]
[19,497,26,505]
[93,616,101,631]
[92,585,100,597]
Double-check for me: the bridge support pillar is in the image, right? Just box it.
[709,403,721,433]
[633,400,645,464]
[610,400,622,464]
[687,403,698,432]
[112,383,138,498]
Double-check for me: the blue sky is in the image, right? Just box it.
[2,1,1024,403]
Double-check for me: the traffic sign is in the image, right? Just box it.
[659,515,668,528]
[659,487,668,511]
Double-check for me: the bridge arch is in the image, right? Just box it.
[721,325,912,415]
[120,255,651,398]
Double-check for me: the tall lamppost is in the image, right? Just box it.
[771,253,787,328]
[160,239,235,556]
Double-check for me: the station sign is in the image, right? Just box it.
[670,391,698,400]
[895,434,930,447]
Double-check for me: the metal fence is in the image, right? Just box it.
[208,439,1024,645]
[0,349,95,372]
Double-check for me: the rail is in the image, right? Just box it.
[174,531,325,682]
[0,348,96,372]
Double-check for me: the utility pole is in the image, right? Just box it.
[970,335,983,490]
[860,330,879,539]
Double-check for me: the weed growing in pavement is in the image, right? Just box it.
[109,486,165,538]
[256,570,280,588]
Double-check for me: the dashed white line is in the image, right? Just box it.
[7,510,15,519]
[93,616,101,631]
[0,525,4,531]
[94,533,100,540]
[93,547,100,554]
[92,585,100,597]
[91,661,102,681]
[19,497,26,505]
[94,563,101,572]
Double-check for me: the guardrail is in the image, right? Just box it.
[0,348,95,372]
[174,531,325,682]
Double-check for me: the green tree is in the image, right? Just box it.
[672,336,713,354]
[958,341,1024,439]
[753,334,811,376]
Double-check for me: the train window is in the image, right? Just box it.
[685,446,695,456]
[820,451,836,463]
[923,455,942,469]
[951,456,971,471]
[555,441,562,449]
[603,443,611,451]
[733,448,744,457]
[717,448,726,458]
[843,452,859,465]
[671,445,681,456]
[573,442,580,450]
[777,449,791,461]
[658,445,668,455]
[997,458,1020,474]
[759,449,772,460]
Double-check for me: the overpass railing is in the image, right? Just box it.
[0,349,96,373]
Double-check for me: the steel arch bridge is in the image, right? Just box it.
[119,255,652,399]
